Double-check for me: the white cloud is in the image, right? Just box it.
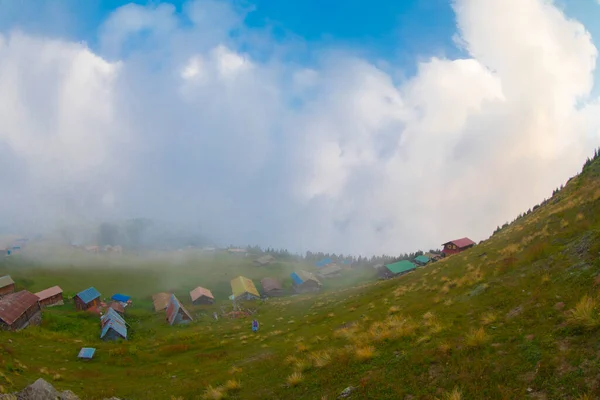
[0,0,599,254]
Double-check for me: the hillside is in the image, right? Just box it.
[1,156,600,399]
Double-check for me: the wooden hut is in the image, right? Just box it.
[74,287,101,311]
[291,271,322,293]
[100,308,127,341]
[254,255,275,266]
[190,287,215,305]
[378,260,416,279]
[441,238,475,256]
[230,276,261,300]
[413,255,430,266]
[317,264,343,279]
[0,275,15,298]
[35,286,64,308]
[260,277,284,297]
[0,290,42,331]
[166,294,193,325]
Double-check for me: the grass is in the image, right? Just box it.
[2,156,600,398]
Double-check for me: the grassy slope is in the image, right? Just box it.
[2,160,600,399]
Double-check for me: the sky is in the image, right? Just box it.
[1,0,600,256]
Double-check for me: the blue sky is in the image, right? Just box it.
[1,0,600,254]
[0,0,598,81]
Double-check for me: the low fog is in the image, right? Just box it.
[1,0,600,256]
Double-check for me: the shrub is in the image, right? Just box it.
[309,350,332,368]
[224,379,241,392]
[465,327,489,348]
[541,273,551,285]
[202,385,226,400]
[480,312,497,326]
[353,345,375,361]
[286,372,303,387]
[441,387,462,400]
[567,295,599,330]
[293,359,312,372]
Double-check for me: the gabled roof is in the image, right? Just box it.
[190,286,214,302]
[101,319,127,339]
[442,237,476,249]
[152,292,171,312]
[319,264,343,276]
[101,308,125,325]
[78,348,96,359]
[291,270,321,285]
[230,276,260,298]
[35,286,63,301]
[0,275,14,288]
[111,294,130,303]
[100,306,127,339]
[76,287,101,304]
[166,294,193,325]
[0,290,39,325]
[414,255,430,264]
[385,260,416,275]
[261,277,282,292]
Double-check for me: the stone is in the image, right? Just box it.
[59,391,80,400]
[17,378,59,400]
[468,284,487,297]
[338,386,356,398]
[506,306,523,319]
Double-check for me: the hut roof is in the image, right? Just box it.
[230,276,260,298]
[108,301,125,314]
[76,287,101,305]
[152,292,171,312]
[414,255,430,264]
[385,260,416,275]
[190,286,214,302]
[111,294,131,303]
[78,348,96,359]
[101,319,127,339]
[166,294,193,325]
[261,277,282,292]
[319,264,343,276]
[255,255,275,265]
[0,290,39,325]
[315,258,332,268]
[0,275,14,289]
[101,308,125,325]
[34,286,63,301]
[291,270,321,285]
[442,237,476,249]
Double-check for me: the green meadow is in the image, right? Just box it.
[1,157,600,399]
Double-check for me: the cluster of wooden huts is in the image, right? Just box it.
[0,275,64,331]
[151,292,195,326]
[376,237,475,279]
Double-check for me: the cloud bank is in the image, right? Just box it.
[0,0,599,255]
